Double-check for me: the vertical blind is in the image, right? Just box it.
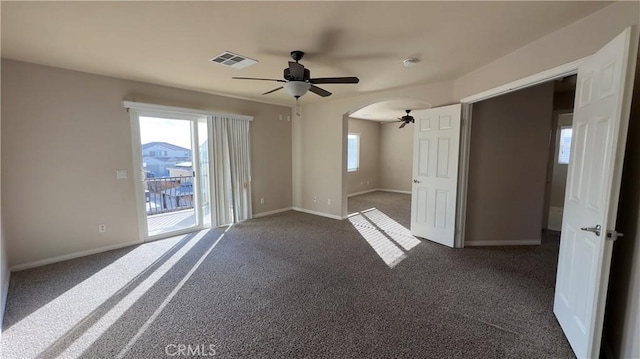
[210,115,252,225]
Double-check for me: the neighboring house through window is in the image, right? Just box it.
[347,133,360,172]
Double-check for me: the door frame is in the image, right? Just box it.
[127,107,207,242]
[455,57,587,248]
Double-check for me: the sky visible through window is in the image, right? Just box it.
[347,133,359,171]
[140,116,193,149]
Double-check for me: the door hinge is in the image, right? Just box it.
[606,230,624,241]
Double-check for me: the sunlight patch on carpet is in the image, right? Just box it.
[348,208,421,268]
[1,231,206,358]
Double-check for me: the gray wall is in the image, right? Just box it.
[465,82,554,244]
[379,121,414,192]
[346,117,415,196]
[1,59,293,268]
[347,118,380,195]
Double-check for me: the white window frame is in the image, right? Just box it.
[558,126,573,165]
[347,133,360,172]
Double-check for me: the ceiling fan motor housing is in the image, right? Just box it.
[284,68,311,81]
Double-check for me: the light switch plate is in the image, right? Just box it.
[116,170,128,179]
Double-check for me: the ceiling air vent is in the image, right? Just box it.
[210,51,258,69]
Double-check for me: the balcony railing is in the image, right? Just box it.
[145,176,194,215]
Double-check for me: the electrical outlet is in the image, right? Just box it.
[260,197,265,205]
[99,224,106,233]
[328,199,331,205]
[116,170,127,179]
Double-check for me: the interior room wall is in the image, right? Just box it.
[465,82,554,245]
[1,59,293,269]
[294,81,454,219]
[379,121,413,192]
[347,118,379,195]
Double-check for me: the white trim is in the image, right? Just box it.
[129,110,148,243]
[348,188,412,197]
[377,189,412,195]
[9,240,142,272]
[146,225,205,243]
[293,207,345,220]
[252,207,293,218]
[122,101,253,121]
[1,270,10,329]
[456,103,473,249]
[460,57,586,104]
[347,189,379,197]
[465,239,541,247]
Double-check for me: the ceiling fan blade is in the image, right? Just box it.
[309,85,332,97]
[399,122,407,129]
[232,77,285,82]
[288,61,305,80]
[310,77,359,84]
[262,87,283,95]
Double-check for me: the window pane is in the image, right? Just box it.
[347,134,359,171]
[558,127,572,164]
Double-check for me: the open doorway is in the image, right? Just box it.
[543,75,577,233]
[464,76,576,247]
[344,99,428,226]
[130,112,210,241]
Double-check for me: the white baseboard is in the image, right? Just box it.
[377,189,412,195]
[465,239,542,247]
[347,189,379,197]
[348,188,412,198]
[292,207,345,220]
[252,207,293,218]
[9,239,143,272]
[1,270,9,330]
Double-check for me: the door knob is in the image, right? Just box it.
[413,179,421,183]
[580,224,601,236]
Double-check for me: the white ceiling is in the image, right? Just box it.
[1,1,610,107]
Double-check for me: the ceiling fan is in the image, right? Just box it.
[232,50,359,99]
[396,110,415,128]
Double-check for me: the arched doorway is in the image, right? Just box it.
[341,98,431,219]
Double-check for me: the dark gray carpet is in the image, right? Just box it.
[2,191,573,358]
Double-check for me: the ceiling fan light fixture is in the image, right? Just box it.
[284,81,311,98]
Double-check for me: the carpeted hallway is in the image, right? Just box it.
[2,191,573,358]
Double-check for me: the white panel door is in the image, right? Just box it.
[410,104,461,247]
[554,28,637,359]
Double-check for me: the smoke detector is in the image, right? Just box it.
[402,58,420,67]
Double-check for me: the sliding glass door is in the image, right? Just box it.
[131,112,211,241]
